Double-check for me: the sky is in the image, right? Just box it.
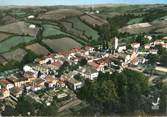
[0,0,166,6]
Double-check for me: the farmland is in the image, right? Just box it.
[2,48,27,62]
[67,17,99,40]
[43,37,82,52]
[42,24,68,38]
[80,15,104,26]
[26,43,49,56]
[61,21,88,40]
[0,36,35,53]
[0,32,11,42]
[0,21,39,37]
[39,9,83,21]
[119,23,153,34]
[127,17,144,25]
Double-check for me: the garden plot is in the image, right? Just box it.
[26,43,50,56]
[67,17,99,40]
[0,21,39,37]
[0,36,35,53]
[39,9,83,20]
[43,37,82,52]
[42,24,68,37]
[0,32,11,42]
[2,48,27,62]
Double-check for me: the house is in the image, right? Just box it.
[28,15,35,19]
[84,46,95,53]
[10,87,23,98]
[31,78,45,92]
[23,71,37,82]
[80,65,99,80]
[117,44,127,53]
[45,75,57,88]
[154,40,164,46]
[31,65,49,74]
[118,54,131,65]
[150,49,158,54]
[162,43,167,48]
[0,88,10,99]
[144,44,151,49]
[0,80,14,90]
[23,65,34,73]
[144,35,152,41]
[67,78,83,90]
[131,43,140,49]
[56,80,66,88]
[6,75,28,87]
[29,24,36,29]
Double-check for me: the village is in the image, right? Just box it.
[0,33,167,114]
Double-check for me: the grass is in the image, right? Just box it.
[0,36,35,53]
[42,24,68,37]
[67,17,99,40]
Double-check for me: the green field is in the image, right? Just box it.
[127,17,144,25]
[67,17,99,40]
[0,36,35,53]
[42,24,68,37]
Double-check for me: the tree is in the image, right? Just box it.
[41,101,58,116]
[135,34,149,46]
[79,58,87,66]
[14,96,43,116]
[21,50,39,65]
[77,69,149,114]
[57,61,70,76]
[147,54,158,66]
[155,45,166,55]
[97,24,111,49]
[160,50,167,67]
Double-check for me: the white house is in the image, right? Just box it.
[144,35,152,41]
[118,46,126,53]
[29,24,36,29]
[131,43,140,49]
[80,66,99,80]
[28,15,35,19]
[67,78,83,90]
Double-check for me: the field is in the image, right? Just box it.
[0,56,7,65]
[119,23,153,34]
[119,19,167,34]
[43,37,82,52]
[0,21,39,37]
[26,43,50,56]
[127,17,144,25]
[80,14,106,27]
[42,24,68,37]
[0,32,11,42]
[39,9,83,21]
[61,21,88,40]
[67,17,99,40]
[2,48,27,62]
[0,16,18,25]
[0,36,35,53]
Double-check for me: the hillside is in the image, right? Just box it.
[0,4,167,71]
[0,6,107,70]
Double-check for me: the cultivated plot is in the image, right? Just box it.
[43,37,82,52]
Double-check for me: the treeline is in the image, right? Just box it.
[2,95,58,116]
[77,69,150,115]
